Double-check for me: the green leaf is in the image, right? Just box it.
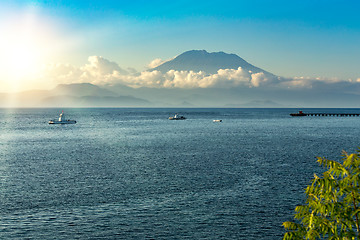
[284,149,360,239]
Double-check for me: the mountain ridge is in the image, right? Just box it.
[0,83,151,107]
[51,83,118,97]
[1,50,360,107]
[151,50,274,75]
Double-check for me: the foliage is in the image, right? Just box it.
[283,150,360,239]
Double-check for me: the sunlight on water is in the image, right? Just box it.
[1,108,360,239]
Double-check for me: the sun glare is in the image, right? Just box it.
[0,13,53,91]
[7,40,40,78]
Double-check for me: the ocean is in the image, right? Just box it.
[1,108,360,239]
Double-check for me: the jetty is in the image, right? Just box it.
[290,111,360,117]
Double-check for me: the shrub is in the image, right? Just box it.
[283,150,360,239]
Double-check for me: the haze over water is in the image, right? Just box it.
[1,108,360,239]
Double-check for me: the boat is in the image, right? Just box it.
[213,119,222,122]
[169,113,186,120]
[49,111,77,124]
[290,111,307,117]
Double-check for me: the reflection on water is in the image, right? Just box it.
[1,108,360,239]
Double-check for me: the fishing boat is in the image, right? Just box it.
[290,110,307,117]
[169,113,186,120]
[49,111,77,124]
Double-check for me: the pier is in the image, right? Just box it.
[290,111,360,117]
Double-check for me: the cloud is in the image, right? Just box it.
[203,68,251,88]
[120,70,165,88]
[127,67,279,88]
[79,56,129,84]
[40,55,360,91]
[147,58,166,69]
[251,72,270,87]
[41,56,129,85]
[41,63,82,85]
[124,67,257,88]
[278,76,353,89]
[41,57,265,88]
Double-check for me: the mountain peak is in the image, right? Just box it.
[151,50,272,75]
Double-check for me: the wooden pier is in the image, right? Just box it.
[290,111,360,117]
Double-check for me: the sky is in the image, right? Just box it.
[0,0,359,92]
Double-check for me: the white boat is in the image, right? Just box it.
[49,111,77,124]
[169,113,186,120]
[213,119,222,122]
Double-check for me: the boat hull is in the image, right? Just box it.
[49,120,77,124]
[290,113,306,116]
[169,117,186,120]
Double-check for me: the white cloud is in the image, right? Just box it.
[41,56,129,86]
[204,68,252,88]
[251,72,268,87]
[41,63,82,85]
[81,56,128,77]
[126,67,261,88]
[42,57,262,88]
[124,70,165,88]
[163,70,207,88]
[147,58,165,69]
[278,76,351,89]
[40,55,358,91]
[123,67,279,88]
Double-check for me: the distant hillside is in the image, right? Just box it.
[225,100,284,108]
[51,83,118,97]
[0,83,151,107]
[42,95,151,107]
[151,50,274,75]
[3,50,360,108]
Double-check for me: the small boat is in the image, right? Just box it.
[213,119,222,122]
[49,111,77,124]
[290,110,307,117]
[169,113,186,120]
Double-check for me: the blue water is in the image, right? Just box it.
[1,108,360,239]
